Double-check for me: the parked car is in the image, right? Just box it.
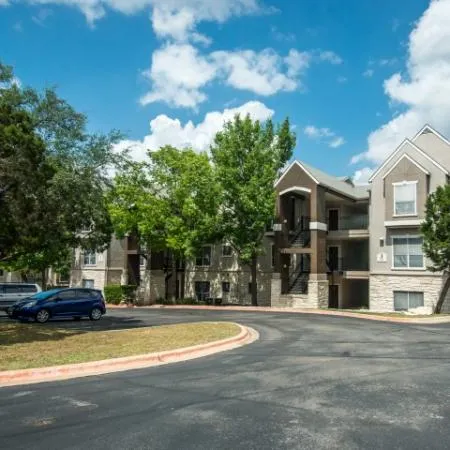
[0,283,41,312]
[8,288,106,323]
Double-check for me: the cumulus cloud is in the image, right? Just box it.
[12,0,261,35]
[140,44,332,109]
[115,100,274,162]
[352,167,374,185]
[353,0,450,164]
[318,50,343,65]
[363,69,374,78]
[304,125,345,148]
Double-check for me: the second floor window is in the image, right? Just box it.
[222,244,232,257]
[196,246,211,267]
[83,251,96,266]
[394,181,417,216]
[393,236,423,269]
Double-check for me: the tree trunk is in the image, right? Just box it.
[250,253,258,306]
[434,271,450,314]
[41,268,47,291]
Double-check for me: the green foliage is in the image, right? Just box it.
[421,185,450,272]
[210,114,296,305]
[0,61,124,280]
[108,146,222,301]
[104,285,137,304]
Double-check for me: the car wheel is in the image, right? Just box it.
[89,307,102,321]
[35,309,50,324]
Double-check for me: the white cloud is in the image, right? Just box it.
[304,125,345,148]
[337,76,348,83]
[352,167,374,185]
[140,45,323,109]
[329,136,345,148]
[115,100,274,161]
[270,26,296,42]
[353,0,450,164]
[363,68,374,78]
[139,43,217,108]
[12,0,261,36]
[318,51,342,65]
[32,8,53,26]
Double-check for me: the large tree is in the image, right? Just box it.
[108,146,221,301]
[211,114,295,306]
[421,184,450,313]
[0,62,123,286]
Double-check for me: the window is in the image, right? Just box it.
[248,282,257,294]
[83,251,96,266]
[4,285,20,294]
[393,236,424,268]
[55,290,77,300]
[222,282,230,293]
[394,181,417,216]
[195,281,210,301]
[82,279,95,289]
[21,285,38,293]
[222,244,232,257]
[196,246,211,266]
[394,291,424,311]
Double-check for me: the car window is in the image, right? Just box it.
[56,290,77,300]
[21,285,38,293]
[4,285,20,294]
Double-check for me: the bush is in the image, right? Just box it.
[104,285,137,304]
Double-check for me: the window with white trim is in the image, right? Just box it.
[83,251,96,266]
[222,244,232,257]
[392,236,423,268]
[393,181,417,216]
[394,291,424,311]
[195,246,211,267]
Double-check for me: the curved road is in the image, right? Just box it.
[1,308,450,449]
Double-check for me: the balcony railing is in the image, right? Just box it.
[328,257,369,272]
[328,214,368,231]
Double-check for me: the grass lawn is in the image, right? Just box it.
[0,322,240,371]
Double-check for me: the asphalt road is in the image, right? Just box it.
[1,308,450,450]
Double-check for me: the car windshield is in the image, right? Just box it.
[26,289,62,301]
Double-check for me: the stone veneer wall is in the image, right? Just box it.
[71,268,107,290]
[370,274,450,313]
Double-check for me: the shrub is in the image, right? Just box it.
[104,285,137,304]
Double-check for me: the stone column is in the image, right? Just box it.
[270,272,282,307]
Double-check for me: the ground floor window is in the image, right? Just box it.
[222,282,230,294]
[82,279,95,289]
[195,281,210,301]
[394,291,424,311]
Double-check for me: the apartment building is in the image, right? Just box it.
[71,124,450,313]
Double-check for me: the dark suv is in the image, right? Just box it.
[8,288,106,323]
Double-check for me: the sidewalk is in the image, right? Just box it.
[109,304,450,324]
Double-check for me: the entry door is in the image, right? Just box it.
[328,246,340,271]
[328,285,339,309]
[328,209,339,231]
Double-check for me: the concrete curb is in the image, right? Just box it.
[108,304,450,324]
[0,323,258,388]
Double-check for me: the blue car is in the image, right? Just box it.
[8,288,106,323]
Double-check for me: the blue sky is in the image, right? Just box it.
[2,0,447,183]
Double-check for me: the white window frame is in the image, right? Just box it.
[391,234,425,270]
[393,291,424,311]
[83,251,97,266]
[393,180,418,217]
[196,246,212,267]
[222,244,233,257]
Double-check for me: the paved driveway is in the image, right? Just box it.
[1,308,450,449]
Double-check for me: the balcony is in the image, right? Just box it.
[328,257,369,278]
[327,214,369,239]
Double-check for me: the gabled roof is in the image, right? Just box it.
[276,160,369,200]
[413,124,450,147]
[368,138,449,183]
[382,153,430,179]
